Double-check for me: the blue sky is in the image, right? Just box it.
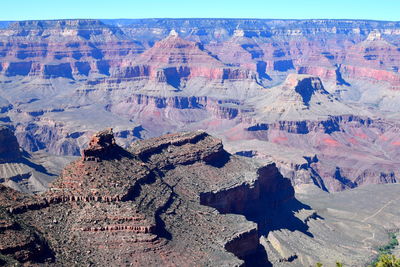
[1,0,399,21]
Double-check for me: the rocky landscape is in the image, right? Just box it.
[0,19,399,191]
[1,129,399,266]
[0,129,294,266]
[0,125,74,193]
[0,18,400,266]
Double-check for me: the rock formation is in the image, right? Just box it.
[0,18,399,192]
[0,130,296,266]
[81,128,123,161]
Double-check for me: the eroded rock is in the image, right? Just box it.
[0,130,295,266]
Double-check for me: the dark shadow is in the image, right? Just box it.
[334,167,356,189]
[200,168,321,266]
[32,232,56,264]
[153,171,174,240]
[53,53,68,60]
[273,60,294,72]
[75,61,91,76]
[7,217,56,264]
[72,51,83,60]
[8,173,32,183]
[0,116,11,122]
[89,44,104,59]
[133,125,145,139]
[20,157,55,175]
[16,50,34,60]
[204,150,231,168]
[66,131,85,139]
[256,61,272,81]
[273,49,285,58]
[335,64,351,86]
[303,156,329,192]
[122,169,173,240]
[242,244,272,267]
[247,123,269,131]
[0,104,12,114]
[294,78,316,106]
[321,52,334,60]
[5,61,32,76]
[235,150,256,158]
[256,198,317,238]
[83,146,134,162]
[320,118,341,134]
[96,60,110,75]
[364,55,378,61]
[241,44,264,59]
[170,96,203,109]
[310,168,329,192]
[44,63,73,79]
[164,68,181,89]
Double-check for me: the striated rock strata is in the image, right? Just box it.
[0,130,295,266]
[1,18,400,193]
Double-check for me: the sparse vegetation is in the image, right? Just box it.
[314,261,344,267]
[378,233,399,254]
[373,254,400,267]
[369,232,400,267]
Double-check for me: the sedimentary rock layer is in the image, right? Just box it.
[0,130,294,266]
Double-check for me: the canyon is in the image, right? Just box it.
[0,18,400,266]
[1,129,399,266]
[0,129,293,266]
[0,19,399,191]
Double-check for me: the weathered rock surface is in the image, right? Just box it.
[0,18,400,192]
[0,130,296,266]
[0,185,53,264]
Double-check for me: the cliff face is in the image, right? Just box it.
[0,18,400,192]
[0,126,73,194]
[0,130,296,266]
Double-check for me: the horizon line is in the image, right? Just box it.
[1,17,399,23]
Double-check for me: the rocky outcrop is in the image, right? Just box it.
[285,74,329,106]
[130,130,224,164]
[82,128,121,161]
[0,130,296,266]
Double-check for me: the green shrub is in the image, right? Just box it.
[374,254,400,267]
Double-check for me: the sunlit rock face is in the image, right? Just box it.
[0,130,295,266]
[0,19,400,191]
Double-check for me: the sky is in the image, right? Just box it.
[1,0,399,21]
